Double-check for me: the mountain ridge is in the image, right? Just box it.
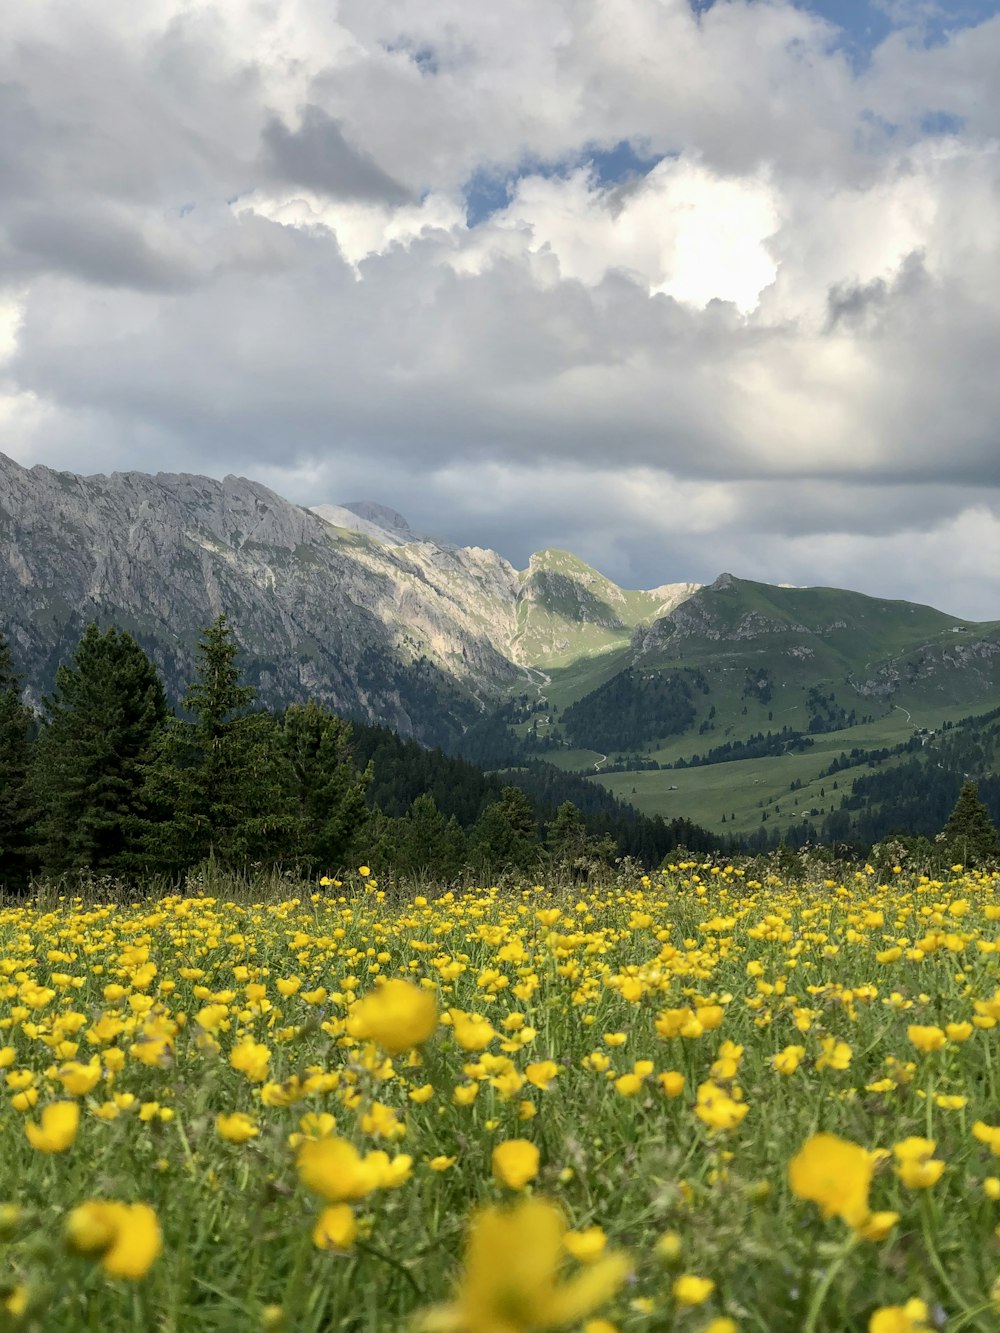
[3,450,999,834]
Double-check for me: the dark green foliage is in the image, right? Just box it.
[672,727,814,770]
[0,634,37,890]
[805,686,855,735]
[561,668,698,751]
[373,795,467,881]
[808,708,1000,851]
[32,625,168,875]
[942,780,1000,866]
[351,726,503,824]
[469,786,541,875]
[16,615,720,883]
[137,616,293,874]
[546,801,615,878]
[278,701,372,873]
[742,668,773,706]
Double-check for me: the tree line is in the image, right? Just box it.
[0,617,716,892]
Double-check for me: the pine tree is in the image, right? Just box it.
[470,786,539,875]
[546,801,588,863]
[396,794,452,878]
[279,700,371,873]
[0,634,37,891]
[138,615,292,874]
[441,815,468,883]
[33,625,168,875]
[942,780,1000,866]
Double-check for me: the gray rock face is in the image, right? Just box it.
[0,452,524,741]
[0,452,706,744]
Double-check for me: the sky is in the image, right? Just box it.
[3,1,1000,618]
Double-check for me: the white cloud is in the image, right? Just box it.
[2,0,1000,619]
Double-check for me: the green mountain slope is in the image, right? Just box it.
[511,548,696,668]
[529,575,1000,839]
[5,450,1000,848]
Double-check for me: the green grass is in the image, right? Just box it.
[4,868,1000,1332]
[592,701,997,834]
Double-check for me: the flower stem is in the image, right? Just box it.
[802,1233,858,1333]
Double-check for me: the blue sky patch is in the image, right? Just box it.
[920,109,967,134]
[692,1,998,65]
[464,140,664,226]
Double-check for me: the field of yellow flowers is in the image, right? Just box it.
[2,863,1000,1332]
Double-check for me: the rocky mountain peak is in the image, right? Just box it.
[340,501,412,534]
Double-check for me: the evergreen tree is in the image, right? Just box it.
[279,701,371,873]
[138,616,291,874]
[0,634,37,890]
[470,786,540,875]
[442,815,468,883]
[394,794,457,879]
[942,780,1000,866]
[545,800,613,881]
[546,801,588,865]
[33,625,167,875]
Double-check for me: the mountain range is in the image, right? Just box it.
[3,450,999,840]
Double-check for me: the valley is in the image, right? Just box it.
[3,449,999,848]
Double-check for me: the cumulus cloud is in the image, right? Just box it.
[1,0,1000,617]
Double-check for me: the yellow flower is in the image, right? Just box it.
[429,1155,457,1172]
[230,1039,271,1083]
[57,1057,102,1096]
[312,1204,356,1251]
[297,1136,380,1202]
[450,1011,498,1052]
[2,1284,28,1318]
[365,1150,413,1189]
[196,1003,230,1032]
[673,1275,715,1307]
[564,1227,608,1263]
[409,1084,435,1104]
[907,1025,947,1054]
[348,979,438,1055]
[655,1232,683,1263]
[25,1100,79,1153]
[492,1139,540,1190]
[657,1071,685,1098]
[788,1133,873,1228]
[358,865,371,876]
[614,1074,642,1097]
[416,1197,629,1332]
[216,1112,259,1144]
[66,1201,162,1279]
[816,1037,852,1071]
[857,1211,900,1242]
[694,1081,747,1132]
[525,1061,559,1090]
[772,1045,805,1076]
[869,1298,930,1333]
[973,1122,1000,1155]
[893,1138,944,1190]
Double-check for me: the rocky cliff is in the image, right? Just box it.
[0,452,526,743]
[0,453,697,744]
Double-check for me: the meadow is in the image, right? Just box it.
[2,863,1000,1332]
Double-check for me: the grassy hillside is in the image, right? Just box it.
[495,572,1000,840]
[510,549,695,669]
